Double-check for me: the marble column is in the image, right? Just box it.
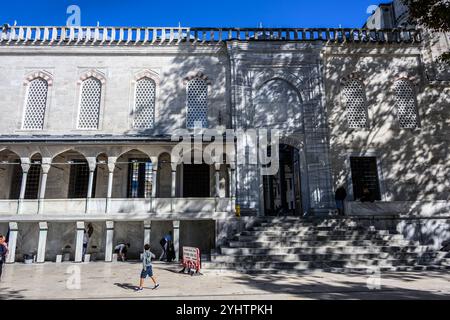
[171,163,177,213]
[172,220,180,262]
[230,163,236,214]
[86,157,97,213]
[214,163,221,198]
[171,166,177,198]
[105,221,114,262]
[17,158,31,214]
[150,158,158,213]
[106,157,117,213]
[38,158,52,214]
[144,220,151,247]
[6,222,18,263]
[36,221,48,263]
[74,221,85,262]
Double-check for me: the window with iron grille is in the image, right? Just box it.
[394,80,419,128]
[186,78,208,128]
[24,164,41,199]
[127,159,153,198]
[133,78,156,129]
[350,157,381,201]
[68,161,96,198]
[77,77,102,129]
[9,164,22,199]
[343,80,368,129]
[22,78,48,130]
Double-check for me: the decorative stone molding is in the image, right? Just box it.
[77,69,107,85]
[132,69,160,85]
[341,72,365,85]
[23,70,53,86]
[183,71,212,85]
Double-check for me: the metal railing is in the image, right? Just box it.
[0,25,422,46]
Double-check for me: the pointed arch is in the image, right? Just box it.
[22,71,53,130]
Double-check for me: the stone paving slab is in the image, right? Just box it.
[0,261,449,300]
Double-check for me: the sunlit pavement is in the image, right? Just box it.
[1,261,449,300]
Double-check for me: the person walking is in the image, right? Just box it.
[0,235,9,282]
[335,186,347,216]
[135,244,159,292]
[82,223,94,261]
[159,231,173,261]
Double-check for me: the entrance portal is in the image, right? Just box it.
[263,144,302,216]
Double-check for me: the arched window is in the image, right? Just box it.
[342,79,368,129]
[77,77,102,129]
[394,80,419,128]
[22,78,49,130]
[133,77,156,129]
[186,78,208,128]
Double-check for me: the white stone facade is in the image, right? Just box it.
[0,22,449,262]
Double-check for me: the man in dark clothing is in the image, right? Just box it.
[0,235,8,281]
[335,186,347,216]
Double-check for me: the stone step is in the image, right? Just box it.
[228,238,410,248]
[203,259,446,270]
[211,252,440,263]
[203,264,450,274]
[220,244,422,255]
[236,231,393,240]
[221,245,427,255]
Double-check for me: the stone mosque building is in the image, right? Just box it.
[0,0,449,271]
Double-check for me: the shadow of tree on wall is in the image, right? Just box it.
[325,44,450,247]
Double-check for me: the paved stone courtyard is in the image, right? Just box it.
[1,261,450,300]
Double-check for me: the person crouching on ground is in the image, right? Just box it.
[114,243,130,262]
[136,244,160,292]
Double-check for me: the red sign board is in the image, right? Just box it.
[182,247,201,273]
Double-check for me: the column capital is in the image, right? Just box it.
[214,163,222,171]
[20,157,31,173]
[144,220,152,229]
[8,221,18,231]
[76,221,85,230]
[107,157,117,173]
[172,220,180,229]
[39,221,48,230]
[171,162,178,172]
[106,220,114,230]
[86,157,97,172]
[41,158,52,174]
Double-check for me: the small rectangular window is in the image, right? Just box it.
[350,156,381,201]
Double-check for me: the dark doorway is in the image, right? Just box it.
[263,144,302,216]
[350,156,381,201]
[183,164,210,197]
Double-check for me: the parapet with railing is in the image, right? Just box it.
[0,25,422,46]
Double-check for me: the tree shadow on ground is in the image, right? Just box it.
[0,287,27,300]
[113,282,138,291]
[230,271,450,300]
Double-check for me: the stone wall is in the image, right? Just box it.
[0,46,231,135]
[324,45,450,203]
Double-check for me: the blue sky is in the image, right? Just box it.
[0,0,383,28]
